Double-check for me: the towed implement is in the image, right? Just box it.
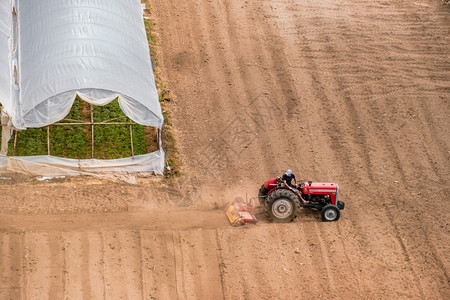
[225,197,258,226]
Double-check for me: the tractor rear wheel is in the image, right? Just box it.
[264,189,300,223]
[321,204,340,222]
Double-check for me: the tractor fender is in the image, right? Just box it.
[267,186,294,196]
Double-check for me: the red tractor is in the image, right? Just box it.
[258,178,345,222]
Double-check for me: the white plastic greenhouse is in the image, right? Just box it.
[0,0,165,176]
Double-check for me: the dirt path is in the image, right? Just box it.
[1,0,449,299]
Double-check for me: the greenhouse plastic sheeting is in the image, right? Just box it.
[0,0,165,175]
[17,0,163,129]
[0,150,165,176]
[0,1,11,114]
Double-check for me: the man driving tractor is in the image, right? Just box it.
[282,169,308,205]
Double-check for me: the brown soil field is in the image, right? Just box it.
[1,0,449,299]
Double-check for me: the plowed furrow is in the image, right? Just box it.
[172,230,223,299]
[102,230,143,299]
[140,230,178,300]
[0,233,23,300]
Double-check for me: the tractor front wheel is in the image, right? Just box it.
[321,204,341,222]
[264,189,300,223]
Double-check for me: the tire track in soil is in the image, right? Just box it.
[218,228,274,299]
[266,225,312,300]
[86,231,105,300]
[62,231,104,300]
[62,232,81,299]
[383,207,426,299]
[312,223,338,295]
[140,230,178,300]
[21,233,26,300]
[291,224,330,298]
[334,224,363,296]
[171,229,224,300]
[0,233,23,300]
[50,233,65,299]
[102,230,143,299]
[419,225,450,299]
[308,222,368,298]
[137,230,145,300]
[21,232,64,299]
[172,231,186,300]
[300,224,337,297]
[248,227,287,298]
[214,230,226,300]
[414,102,449,189]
